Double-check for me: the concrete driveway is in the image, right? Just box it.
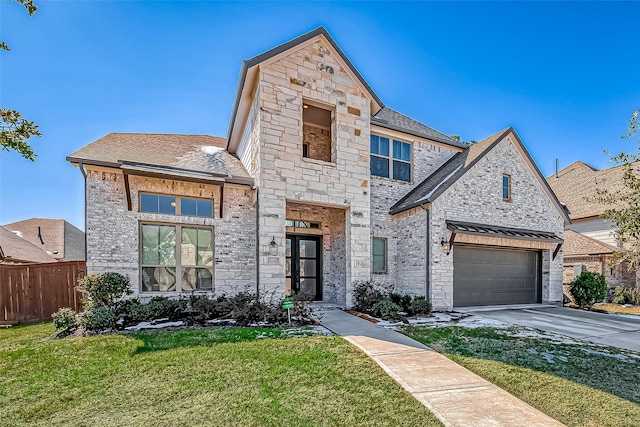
[461,305,640,352]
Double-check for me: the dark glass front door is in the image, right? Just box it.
[285,235,322,300]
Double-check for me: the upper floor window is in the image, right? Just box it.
[502,174,511,201]
[303,103,332,162]
[140,193,213,218]
[370,134,411,182]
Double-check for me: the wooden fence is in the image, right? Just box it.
[1,261,85,325]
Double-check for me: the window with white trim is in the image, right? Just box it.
[370,134,411,182]
[140,223,213,292]
[372,237,387,273]
[140,193,213,218]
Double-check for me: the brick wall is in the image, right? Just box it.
[85,169,256,298]
[303,124,331,162]
[430,134,565,310]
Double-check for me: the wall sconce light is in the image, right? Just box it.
[269,236,278,256]
[440,238,451,255]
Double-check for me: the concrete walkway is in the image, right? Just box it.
[317,310,564,427]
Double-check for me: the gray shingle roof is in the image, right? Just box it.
[371,107,467,148]
[67,133,252,184]
[0,226,58,264]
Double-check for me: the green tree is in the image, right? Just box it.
[1,0,41,162]
[596,109,640,272]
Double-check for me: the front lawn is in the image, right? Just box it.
[403,325,640,427]
[0,323,442,427]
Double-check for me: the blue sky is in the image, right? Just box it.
[1,1,638,230]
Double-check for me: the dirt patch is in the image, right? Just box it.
[346,310,379,324]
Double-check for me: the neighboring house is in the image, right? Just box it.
[67,27,568,310]
[547,161,637,287]
[3,218,85,261]
[0,226,58,264]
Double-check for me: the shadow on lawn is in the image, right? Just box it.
[128,327,283,354]
[402,326,640,405]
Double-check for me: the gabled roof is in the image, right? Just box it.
[67,133,252,185]
[390,127,571,225]
[563,229,617,256]
[547,160,633,220]
[226,26,384,153]
[390,128,507,214]
[0,226,58,264]
[371,107,467,149]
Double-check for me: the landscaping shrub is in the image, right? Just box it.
[353,281,387,312]
[77,272,132,309]
[389,293,412,312]
[126,296,186,322]
[612,286,630,304]
[569,271,607,307]
[52,307,77,330]
[371,298,402,320]
[190,294,231,320]
[629,287,640,305]
[76,306,118,331]
[410,296,432,316]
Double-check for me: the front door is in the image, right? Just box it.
[285,235,322,300]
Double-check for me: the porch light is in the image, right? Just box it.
[440,238,451,255]
[269,236,278,255]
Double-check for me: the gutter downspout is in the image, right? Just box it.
[255,187,260,300]
[78,162,88,270]
[420,203,430,300]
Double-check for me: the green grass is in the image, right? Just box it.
[0,323,442,427]
[403,326,640,427]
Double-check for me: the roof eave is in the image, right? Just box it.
[370,119,467,149]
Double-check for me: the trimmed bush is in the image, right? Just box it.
[569,271,607,307]
[410,296,432,316]
[389,293,412,313]
[371,298,402,320]
[353,281,387,312]
[77,272,132,309]
[126,296,186,322]
[76,306,118,331]
[612,286,630,304]
[52,308,77,330]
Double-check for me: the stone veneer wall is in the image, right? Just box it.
[370,139,457,290]
[85,170,256,298]
[429,135,565,310]
[286,202,346,304]
[246,38,372,306]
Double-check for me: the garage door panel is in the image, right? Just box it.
[453,246,540,307]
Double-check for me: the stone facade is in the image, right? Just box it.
[429,134,565,310]
[84,168,256,298]
[236,39,372,306]
[78,29,567,311]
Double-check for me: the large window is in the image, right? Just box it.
[372,237,387,273]
[140,224,213,292]
[140,193,213,218]
[370,135,411,182]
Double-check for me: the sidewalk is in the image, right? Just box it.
[317,310,564,427]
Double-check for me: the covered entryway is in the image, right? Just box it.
[453,245,541,307]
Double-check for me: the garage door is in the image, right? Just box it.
[453,246,540,307]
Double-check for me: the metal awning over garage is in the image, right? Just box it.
[446,221,563,243]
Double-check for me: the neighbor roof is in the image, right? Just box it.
[0,226,58,264]
[563,229,616,256]
[371,107,466,149]
[547,161,633,220]
[67,133,252,185]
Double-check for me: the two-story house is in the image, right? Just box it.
[67,27,568,311]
